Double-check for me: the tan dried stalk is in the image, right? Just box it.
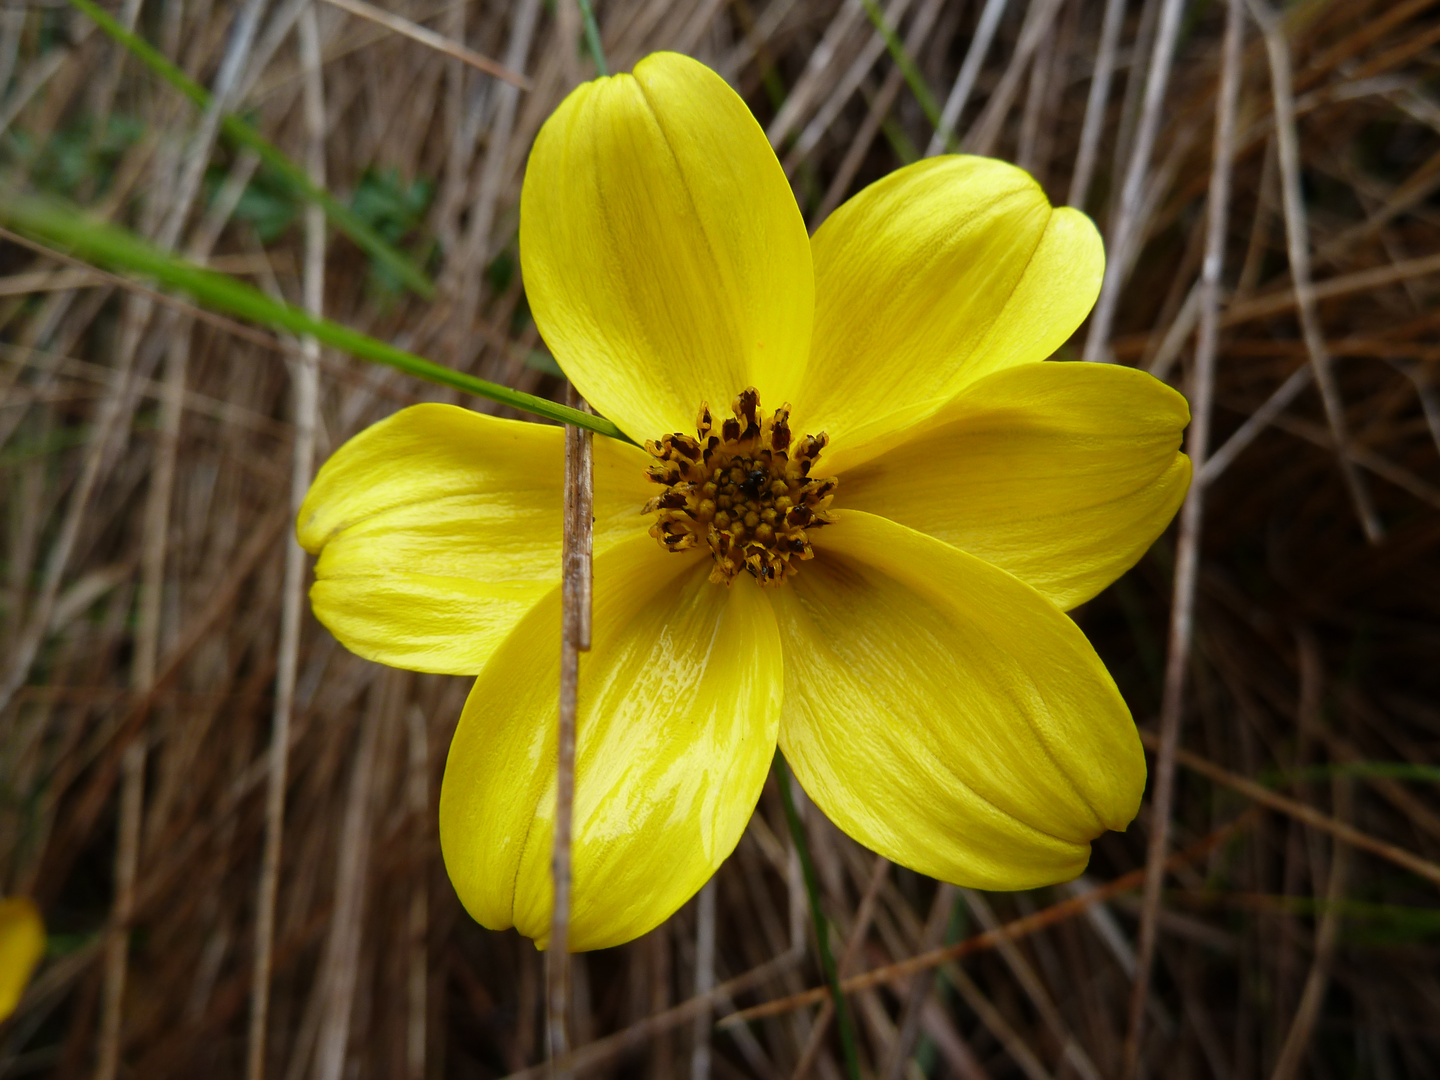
[1123,0,1244,1073]
[246,6,326,1078]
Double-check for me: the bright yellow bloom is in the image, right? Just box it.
[0,897,44,1021]
[299,53,1189,951]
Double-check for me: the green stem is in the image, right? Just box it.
[775,755,863,1080]
[67,0,434,299]
[2,194,631,442]
[1263,762,1440,787]
[575,0,608,77]
[858,0,944,133]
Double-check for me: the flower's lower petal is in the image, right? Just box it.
[840,362,1191,610]
[775,512,1144,890]
[439,534,782,951]
[521,52,813,441]
[0,897,44,1021]
[801,156,1102,467]
[298,404,652,674]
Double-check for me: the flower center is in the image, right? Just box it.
[643,388,837,586]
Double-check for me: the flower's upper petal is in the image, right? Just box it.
[0,897,44,1021]
[798,156,1102,466]
[439,533,782,951]
[297,404,652,675]
[520,51,813,442]
[840,362,1191,610]
[775,511,1144,890]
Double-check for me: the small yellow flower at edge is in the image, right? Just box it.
[298,53,1191,951]
[0,897,44,1021]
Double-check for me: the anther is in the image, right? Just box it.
[643,387,837,586]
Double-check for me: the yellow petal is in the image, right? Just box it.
[775,512,1144,890]
[0,897,44,1021]
[840,362,1191,610]
[800,156,1103,466]
[520,52,813,442]
[439,534,782,951]
[298,404,652,674]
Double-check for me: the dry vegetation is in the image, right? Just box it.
[3,0,1440,1077]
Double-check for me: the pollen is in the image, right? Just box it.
[643,388,837,586]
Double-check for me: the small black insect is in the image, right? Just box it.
[739,468,768,499]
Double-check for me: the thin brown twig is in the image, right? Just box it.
[943,963,1051,1080]
[1263,411,1440,510]
[508,949,805,1080]
[963,0,1067,157]
[1244,0,1383,542]
[720,814,1258,1027]
[318,0,530,87]
[783,0,918,173]
[1268,779,1351,1080]
[691,878,719,1080]
[549,386,593,1073]
[1067,0,1126,207]
[94,5,269,1069]
[793,855,890,1080]
[30,506,289,908]
[312,676,387,1080]
[1146,732,1440,889]
[963,889,1102,1080]
[1082,0,1188,363]
[438,0,541,367]
[881,883,959,1080]
[0,225,427,409]
[926,0,1008,155]
[1123,0,1243,1074]
[765,0,867,148]
[246,8,326,1077]
[1197,363,1313,484]
[405,706,430,1080]
[812,0,946,224]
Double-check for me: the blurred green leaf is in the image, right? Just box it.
[206,166,297,244]
[485,248,517,293]
[350,168,435,296]
[66,0,435,297]
[2,113,145,199]
[523,349,563,377]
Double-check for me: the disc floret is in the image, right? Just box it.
[643,388,837,585]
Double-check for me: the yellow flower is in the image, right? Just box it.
[299,53,1190,951]
[0,897,44,1021]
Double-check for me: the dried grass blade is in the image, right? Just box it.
[0,197,630,440]
[319,0,530,86]
[1243,0,1383,541]
[719,813,1257,1027]
[1081,0,1188,363]
[1123,0,1243,1073]
[247,9,326,1076]
[65,0,435,297]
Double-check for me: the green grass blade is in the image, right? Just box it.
[575,0,609,77]
[67,0,435,299]
[858,0,943,133]
[775,754,863,1080]
[2,193,630,442]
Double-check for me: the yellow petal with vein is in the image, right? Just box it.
[801,156,1102,467]
[841,362,1190,610]
[0,897,44,1021]
[439,534,781,951]
[776,512,1143,889]
[298,405,652,674]
[521,52,813,442]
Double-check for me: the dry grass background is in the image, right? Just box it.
[3,0,1440,1077]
